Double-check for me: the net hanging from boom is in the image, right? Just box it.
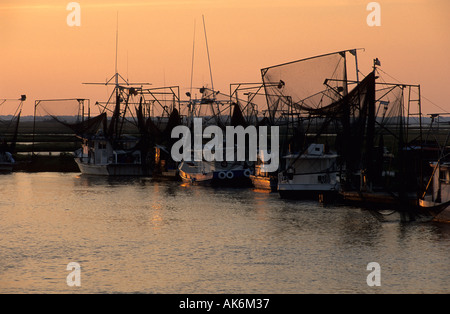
[261,51,348,125]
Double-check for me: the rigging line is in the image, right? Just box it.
[378,68,448,114]
[190,19,196,97]
[202,15,214,92]
[115,11,119,79]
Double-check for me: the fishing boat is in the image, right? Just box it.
[178,151,253,186]
[179,83,255,186]
[178,159,214,185]
[277,143,340,200]
[419,161,450,222]
[260,50,435,220]
[73,87,182,177]
[260,50,359,200]
[153,144,180,180]
[74,132,144,176]
[73,26,179,176]
[250,151,277,192]
[69,78,151,176]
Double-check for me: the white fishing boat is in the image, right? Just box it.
[178,160,214,185]
[179,158,252,186]
[74,134,144,176]
[419,161,450,222]
[70,26,157,176]
[178,144,253,186]
[277,143,340,200]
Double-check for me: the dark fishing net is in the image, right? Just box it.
[34,98,97,134]
[261,51,348,125]
[0,98,24,135]
[230,83,269,126]
[0,97,24,153]
[372,78,426,192]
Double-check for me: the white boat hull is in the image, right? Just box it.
[75,158,144,176]
[179,169,213,185]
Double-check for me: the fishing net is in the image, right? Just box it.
[230,83,269,126]
[33,98,102,137]
[0,97,25,152]
[0,98,24,135]
[261,51,348,125]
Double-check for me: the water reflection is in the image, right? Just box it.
[0,172,449,293]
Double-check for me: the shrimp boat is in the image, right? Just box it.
[178,146,253,186]
[250,150,278,192]
[178,159,214,185]
[261,49,434,220]
[277,143,340,200]
[74,131,144,176]
[72,75,151,176]
[419,161,450,222]
[74,27,182,176]
[73,84,182,176]
[179,85,255,186]
[179,161,252,186]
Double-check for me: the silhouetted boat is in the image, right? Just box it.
[419,161,450,222]
[178,149,252,187]
[250,151,277,192]
[278,144,340,200]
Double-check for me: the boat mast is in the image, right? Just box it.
[202,15,214,95]
[114,12,120,139]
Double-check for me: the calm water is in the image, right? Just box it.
[0,172,449,294]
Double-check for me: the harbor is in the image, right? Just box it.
[2,49,450,223]
[1,50,450,294]
[1,1,449,296]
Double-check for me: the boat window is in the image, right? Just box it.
[440,170,450,184]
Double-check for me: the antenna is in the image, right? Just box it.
[190,19,196,97]
[202,15,214,92]
[115,11,119,87]
[82,13,151,89]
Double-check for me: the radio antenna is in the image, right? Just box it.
[202,15,214,92]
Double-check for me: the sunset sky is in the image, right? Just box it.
[0,0,449,115]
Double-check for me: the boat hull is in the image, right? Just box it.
[179,168,253,186]
[179,169,213,185]
[75,158,145,176]
[434,209,450,222]
[278,188,339,202]
[250,175,277,192]
[340,190,418,207]
[0,162,13,173]
[211,169,252,187]
[419,199,450,222]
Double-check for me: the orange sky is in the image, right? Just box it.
[0,0,449,115]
